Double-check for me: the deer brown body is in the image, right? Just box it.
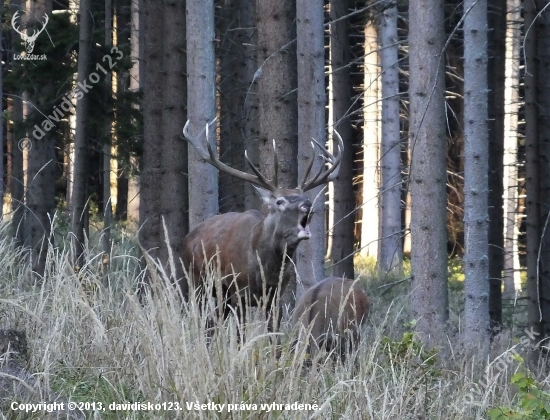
[182,119,343,325]
[183,192,309,313]
[292,277,369,358]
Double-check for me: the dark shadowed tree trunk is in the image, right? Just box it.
[329,0,355,279]
[296,0,326,292]
[24,0,55,278]
[139,0,164,267]
[160,0,187,279]
[218,0,258,213]
[256,0,297,190]
[140,0,188,288]
[526,0,550,349]
[256,0,299,308]
[9,97,25,244]
[101,0,113,258]
[537,0,550,346]
[463,0,490,351]
[0,11,3,215]
[409,0,448,345]
[10,0,24,244]
[187,0,217,229]
[524,0,544,349]
[378,0,402,273]
[487,0,506,334]
[71,0,92,266]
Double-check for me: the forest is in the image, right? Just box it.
[1,0,550,418]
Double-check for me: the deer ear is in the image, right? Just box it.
[252,186,273,204]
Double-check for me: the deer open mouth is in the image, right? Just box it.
[298,209,312,239]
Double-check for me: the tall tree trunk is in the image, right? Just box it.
[487,0,506,334]
[409,0,448,345]
[101,0,113,258]
[360,21,380,261]
[24,0,55,278]
[71,0,92,266]
[534,0,550,344]
[256,0,298,308]
[378,0,402,273]
[296,0,326,291]
[139,0,188,284]
[218,0,258,213]
[502,0,522,298]
[140,0,164,266]
[256,0,298,190]
[329,0,355,279]
[463,0,490,350]
[0,10,4,217]
[160,0,188,278]
[525,0,542,348]
[187,0,217,230]
[10,0,24,245]
[126,0,142,229]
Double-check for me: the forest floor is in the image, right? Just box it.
[0,222,547,419]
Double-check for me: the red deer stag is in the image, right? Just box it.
[182,120,343,328]
[292,277,369,360]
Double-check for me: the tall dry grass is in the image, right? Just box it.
[0,224,536,419]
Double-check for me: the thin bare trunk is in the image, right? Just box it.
[24,0,55,278]
[329,0,355,279]
[71,0,92,265]
[535,0,550,343]
[487,0,506,334]
[378,0,402,273]
[360,22,380,261]
[502,0,521,298]
[126,0,141,229]
[218,0,258,213]
[296,0,326,292]
[101,0,113,258]
[409,0,448,345]
[256,0,297,188]
[524,0,543,347]
[187,0,218,229]
[160,0,188,279]
[463,0,490,350]
[139,0,164,265]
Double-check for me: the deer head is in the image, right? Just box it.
[181,119,343,328]
[12,11,49,54]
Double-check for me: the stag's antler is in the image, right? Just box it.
[297,130,343,192]
[183,119,343,193]
[183,118,279,192]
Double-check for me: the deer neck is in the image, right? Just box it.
[255,214,299,263]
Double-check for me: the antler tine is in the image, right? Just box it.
[272,139,279,189]
[182,119,211,161]
[244,150,275,189]
[297,141,316,190]
[300,129,344,192]
[183,118,277,192]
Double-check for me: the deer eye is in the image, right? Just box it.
[276,199,285,206]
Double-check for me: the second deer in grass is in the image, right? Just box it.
[292,277,369,359]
